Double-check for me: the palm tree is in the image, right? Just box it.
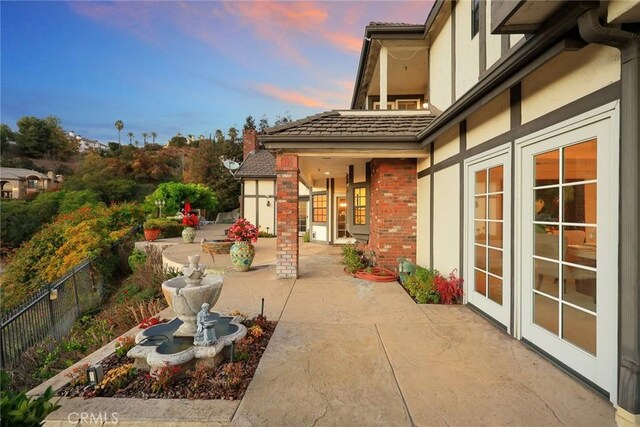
[151,131,158,143]
[114,120,124,146]
[142,132,149,146]
[127,132,134,145]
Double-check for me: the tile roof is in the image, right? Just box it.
[263,111,435,139]
[234,149,276,178]
[0,168,51,180]
[368,22,422,27]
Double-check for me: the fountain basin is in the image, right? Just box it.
[128,315,247,372]
[161,275,223,336]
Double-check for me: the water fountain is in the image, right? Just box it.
[128,255,246,372]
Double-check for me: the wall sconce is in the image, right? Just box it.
[266,196,273,207]
[422,102,429,109]
[86,364,104,386]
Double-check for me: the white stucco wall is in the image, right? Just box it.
[432,164,460,274]
[257,197,275,234]
[312,225,327,242]
[434,124,460,163]
[466,89,511,149]
[510,34,524,48]
[258,180,275,196]
[416,175,431,267]
[244,180,256,196]
[429,5,452,112]
[521,44,620,123]
[417,156,430,173]
[244,198,257,226]
[455,0,480,100]
[485,0,503,70]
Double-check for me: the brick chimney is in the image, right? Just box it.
[243,129,258,160]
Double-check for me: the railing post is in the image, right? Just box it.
[0,321,5,369]
[71,268,80,314]
[47,285,60,342]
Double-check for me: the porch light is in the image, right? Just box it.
[339,202,347,207]
[86,364,104,386]
[422,102,429,109]
[325,172,330,175]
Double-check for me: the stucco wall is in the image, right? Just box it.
[416,175,431,267]
[312,225,327,242]
[432,164,460,274]
[244,197,257,226]
[429,5,452,112]
[510,34,524,48]
[244,181,256,196]
[467,89,511,149]
[485,0,502,70]
[434,124,460,163]
[521,44,620,123]
[455,0,480,100]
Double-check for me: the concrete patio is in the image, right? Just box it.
[43,238,616,426]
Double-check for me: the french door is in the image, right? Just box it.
[466,149,511,329]
[518,105,618,401]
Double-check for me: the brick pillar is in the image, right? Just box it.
[369,158,417,270]
[243,129,258,160]
[276,154,299,279]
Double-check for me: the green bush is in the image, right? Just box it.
[0,371,60,426]
[303,230,310,243]
[127,249,147,272]
[143,182,218,217]
[58,190,101,214]
[403,266,440,304]
[342,244,365,273]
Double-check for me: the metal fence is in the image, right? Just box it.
[0,230,136,368]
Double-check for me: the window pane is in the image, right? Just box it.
[475,170,487,195]
[474,244,486,270]
[534,188,559,222]
[475,269,486,296]
[562,305,596,355]
[489,166,503,193]
[535,149,559,186]
[564,139,596,183]
[475,196,487,219]
[488,275,502,305]
[534,258,559,297]
[563,265,596,313]
[534,227,559,260]
[488,194,503,220]
[488,248,502,277]
[564,184,596,224]
[563,226,597,268]
[474,221,487,244]
[534,293,558,335]
[488,222,503,248]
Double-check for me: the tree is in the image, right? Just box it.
[227,127,239,144]
[142,132,149,146]
[1,124,15,154]
[127,131,134,145]
[274,112,292,126]
[114,120,124,146]
[258,115,270,134]
[151,131,158,143]
[144,182,218,217]
[168,134,187,147]
[14,115,77,159]
[244,115,256,131]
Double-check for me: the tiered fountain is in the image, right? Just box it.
[128,255,246,372]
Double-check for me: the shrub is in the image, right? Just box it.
[114,336,136,358]
[58,190,101,214]
[127,249,147,272]
[303,230,310,243]
[434,270,464,304]
[342,244,365,273]
[0,371,60,426]
[403,267,440,304]
[143,182,218,217]
[149,364,181,393]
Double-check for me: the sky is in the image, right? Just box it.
[1,1,433,145]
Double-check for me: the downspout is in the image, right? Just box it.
[577,6,640,420]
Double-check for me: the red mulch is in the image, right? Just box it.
[58,317,276,401]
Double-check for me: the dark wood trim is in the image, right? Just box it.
[429,142,435,268]
[451,0,457,104]
[467,303,509,333]
[273,180,277,234]
[458,120,467,279]
[479,0,487,74]
[330,178,335,244]
[255,180,260,231]
[501,34,510,55]
[508,83,521,337]
[240,181,245,218]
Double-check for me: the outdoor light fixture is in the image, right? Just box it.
[49,289,58,300]
[325,171,330,175]
[86,364,104,386]
[422,102,429,109]
[155,199,166,217]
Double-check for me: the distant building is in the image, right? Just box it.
[0,168,63,199]
[68,132,107,152]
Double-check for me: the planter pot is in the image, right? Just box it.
[230,241,255,272]
[182,226,196,243]
[144,228,161,241]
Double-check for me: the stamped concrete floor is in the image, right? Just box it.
[229,243,615,427]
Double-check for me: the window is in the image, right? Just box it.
[27,178,39,189]
[471,0,480,38]
[372,102,394,110]
[312,194,327,223]
[396,100,419,110]
[298,199,308,233]
[354,187,367,225]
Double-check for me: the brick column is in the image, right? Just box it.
[276,154,299,279]
[369,158,417,270]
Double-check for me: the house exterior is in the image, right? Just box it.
[0,168,63,199]
[261,1,640,424]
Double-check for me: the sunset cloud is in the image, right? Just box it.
[255,83,332,109]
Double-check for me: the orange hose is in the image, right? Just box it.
[354,267,399,282]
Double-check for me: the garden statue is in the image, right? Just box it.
[194,303,218,346]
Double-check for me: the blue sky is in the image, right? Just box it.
[1,1,432,144]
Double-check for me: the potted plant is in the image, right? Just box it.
[181,213,199,243]
[227,218,258,272]
[143,218,165,241]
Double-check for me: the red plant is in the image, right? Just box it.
[138,316,160,329]
[227,218,258,242]
[434,270,464,304]
[149,364,182,393]
[182,213,199,227]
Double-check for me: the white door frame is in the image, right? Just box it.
[464,144,512,331]
[334,193,355,244]
[514,101,619,404]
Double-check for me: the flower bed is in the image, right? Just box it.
[58,315,276,400]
